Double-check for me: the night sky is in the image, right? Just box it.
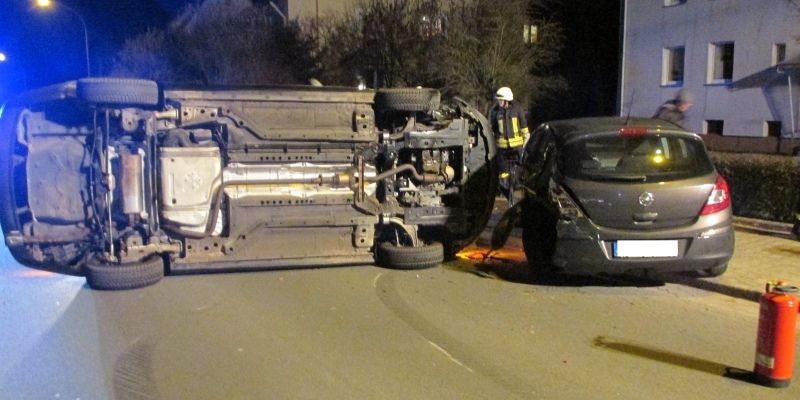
[0,0,187,96]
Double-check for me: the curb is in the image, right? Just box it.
[732,216,795,239]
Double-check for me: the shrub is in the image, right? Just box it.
[710,152,800,222]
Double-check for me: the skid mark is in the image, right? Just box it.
[593,336,732,377]
[373,271,542,398]
[113,337,160,400]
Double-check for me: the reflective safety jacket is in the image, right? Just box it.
[490,102,530,149]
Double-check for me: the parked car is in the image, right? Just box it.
[0,78,497,289]
[517,117,734,277]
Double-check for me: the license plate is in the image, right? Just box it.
[613,240,678,258]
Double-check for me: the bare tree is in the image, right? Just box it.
[113,0,565,113]
[113,0,316,85]
[438,0,565,111]
[310,0,565,111]
[312,0,443,88]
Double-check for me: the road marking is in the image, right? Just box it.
[428,341,474,373]
[373,272,383,288]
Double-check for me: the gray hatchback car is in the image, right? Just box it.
[518,117,734,277]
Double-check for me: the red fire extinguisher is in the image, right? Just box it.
[754,281,799,387]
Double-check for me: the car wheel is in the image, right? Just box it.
[378,241,444,270]
[85,254,165,290]
[697,263,728,278]
[0,107,25,236]
[375,88,441,112]
[521,202,557,276]
[77,77,159,106]
[441,104,497,257]
[447,163,498,257]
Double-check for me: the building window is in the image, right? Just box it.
[707,42,735,84]
[421,14,446,39]
[662,46,685,85]
[664,0,687,6]
[765,121,782,137]
[772,43,786,66]
[523,24,539,44]
[705,120,724,135]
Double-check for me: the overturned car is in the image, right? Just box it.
[0,78,496,289]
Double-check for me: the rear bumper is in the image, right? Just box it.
[550,218,735,274]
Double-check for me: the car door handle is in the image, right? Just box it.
[633,212,658,222]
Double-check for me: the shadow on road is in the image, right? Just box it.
[657,273,762,303]
[446,252,665,288]
[453,245,767,302]
[593,336,760,385]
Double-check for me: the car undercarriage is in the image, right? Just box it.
[0,78,497,289]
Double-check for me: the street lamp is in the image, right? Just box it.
[34,0,91,77]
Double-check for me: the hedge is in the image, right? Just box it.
[710,152,800,223]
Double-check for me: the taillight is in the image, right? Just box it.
[700,175,731,215]
[549,180,585,220]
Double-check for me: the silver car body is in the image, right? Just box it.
[0,78,497,289]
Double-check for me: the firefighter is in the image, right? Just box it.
[490,87,530,181]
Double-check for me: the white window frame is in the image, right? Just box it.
[707,42,735,84]
[772,43,786,66]
[763,120,782,137]
[662,46,685,86]
[523,24,539,44]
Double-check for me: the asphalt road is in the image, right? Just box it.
[1,238,799,399]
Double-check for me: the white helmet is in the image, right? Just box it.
[495,87,514,101]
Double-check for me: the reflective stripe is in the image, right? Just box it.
[496,136,525,148]
[494,105,527,148]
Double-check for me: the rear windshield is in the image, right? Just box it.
[559,133,714,182]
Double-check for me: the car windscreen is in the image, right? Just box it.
[558,133,714,182]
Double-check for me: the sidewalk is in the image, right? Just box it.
[468,197,800,301]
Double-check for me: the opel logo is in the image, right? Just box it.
[639,192,654,207]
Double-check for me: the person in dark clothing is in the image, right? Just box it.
[490,86,530,167]
[653,88,694,127]
[489,86,530,203]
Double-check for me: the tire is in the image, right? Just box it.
[521,202,556,276]
[378,241,444,270]
[375,88,441,112]
[445,108,497,256]
[697,263,728,278]
[77,77,159,106]
[0,107,23,236]
[85,254,165,290]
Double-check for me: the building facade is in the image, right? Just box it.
[268,0,358,20]
[620,0,800,141]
